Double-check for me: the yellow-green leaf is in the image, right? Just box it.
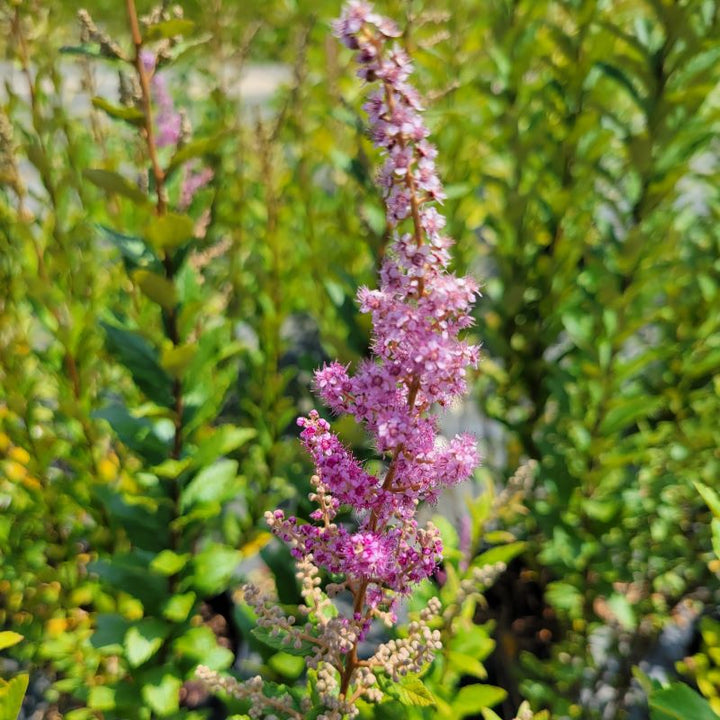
[379,674,436,707]
[145,213,194,251]
[452,685,507,716]
[0,673,29,720]
[145,19,195,41]
[151,550,189,576]
[83,168,147,204]
[161,344,196,378]
[0,631,23,651]
[162,592,196,623]
[133,270,177,310]
[91,97,144,125]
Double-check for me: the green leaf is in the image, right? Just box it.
[444,182,473,200]
[125,619,170,667]
[192,426,257,468]
[151,550,190,576]
[88,685,116,711]
[133,270,177,310]
[145,19,195,40]
[446,651,488,679]
[379,674,436,707]
[648,683,720,720]
[599,396,663,435]
[97,224,160,272]
[146,213,194,252]
[433,515,460,551]
[190,544,241,595]
[473,541,527,570]
[181,459,240,510]
[60,43,111,59]
[92,614,132,654]
[607,594,637,630]
[94,485,171,551]
[481,709,504,720]
[141,671,182,717]
[0,674,29,720]
[83,168,147,204]
[91,97,145,125]
[0,631,23,651]
[545,582,584,618]
[450,624,495,659]
[260,542,302,605]
[89,554,168,613]
[562,309,594,347]
[93,404,170,465]
[268,652,305,680]
[64,710,96,720]
[696,482,720,518]
[452,685,507,716]
[173,626,234,670]
[161,344,197,379]
[594,61,646,114]
[101,322,174,407]
[162,592,196,623]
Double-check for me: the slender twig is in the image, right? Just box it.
[338,66,430,695]
[126,0,166,214]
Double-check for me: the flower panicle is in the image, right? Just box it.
[199,3,483,715]
[272,0,480,601]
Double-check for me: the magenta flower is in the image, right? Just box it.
[139,51,213,209]
[179,163,214,210]
[197,4,481,714]
[139,49,182,148]
[267,0,480,659]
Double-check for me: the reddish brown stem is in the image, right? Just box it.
[126,0,166,214]
[339,49,431,708]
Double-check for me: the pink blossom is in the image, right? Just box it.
[138,51,182,148]
[179,164,214,210]
[268,1,480,616]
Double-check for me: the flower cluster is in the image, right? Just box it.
[200,2,481,715]
[269,0,480,615]
[198,555,443,719]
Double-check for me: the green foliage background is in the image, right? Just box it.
[1,1,719,719]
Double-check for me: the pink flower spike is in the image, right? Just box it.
[262,3,482,706]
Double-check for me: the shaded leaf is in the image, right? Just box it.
[101,322,174,407]
[97,224,160,272]
[167,133,228,172]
